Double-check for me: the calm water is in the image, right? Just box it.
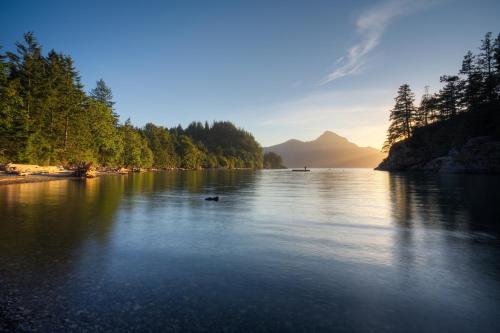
[1,169,500,332]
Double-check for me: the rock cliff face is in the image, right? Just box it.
[376,106,500,174]
[377,136,500,173]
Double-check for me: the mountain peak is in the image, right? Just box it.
[318,130,338,138]
[264,130,386,168]
[315,130,346,143]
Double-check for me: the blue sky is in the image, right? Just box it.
[1,0,499,149]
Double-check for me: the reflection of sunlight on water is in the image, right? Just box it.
[0,180,71,206]
[83,177,100,199]
[248,169,396,266]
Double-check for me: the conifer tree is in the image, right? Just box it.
[90,79,115,108]
[263,151,284,169]
[383,84,416,151]
[438,75,461,119]
[87,99,123,166]
[122,119,143,168]
[90,78,119,123]
[0,47,24,161]
[459,51,482,109]
[142,123,178,168]
[5,32,48,162]
[415,86,431,127]
[493,33,500,98]
[178,135,204,169]
[477,32,496,102]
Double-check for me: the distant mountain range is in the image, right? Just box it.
[264,131,386,168]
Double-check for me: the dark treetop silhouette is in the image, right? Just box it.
[377,32,500,173]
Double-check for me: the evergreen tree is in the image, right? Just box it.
[494,33,500,98]
[383,84,416,151]
[139,136,153,168]
[90,79,115,108]
[263,151,285,169]
[438,75,461,119]
[42,51,89,164]
[185,121,207,143]
[5,32,47,162]
[415,86,431,127]
[177,135,204,169]
[122,119,148,168]
[0,46,24,161]
[87,99,123,166]
[90,78,118,123]
[477,32,496,102]
[459,51,482,109]
[142,123,178,168]
[203,152,219,169]
[426,94,441,123]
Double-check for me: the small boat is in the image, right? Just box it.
[292,166,310,172]
[205,196,219,201]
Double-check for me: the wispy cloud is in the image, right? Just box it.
[320,0,440,84]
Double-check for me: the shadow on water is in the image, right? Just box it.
[388,172,500,233]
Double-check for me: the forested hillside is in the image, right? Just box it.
[378,32,500,172]
[0,33,263,169]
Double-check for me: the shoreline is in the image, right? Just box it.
[0,172,77,186]
[0,168,260,186]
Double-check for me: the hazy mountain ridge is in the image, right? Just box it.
[264,131,386,168]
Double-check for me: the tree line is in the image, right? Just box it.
[0,33,263,169]
[263,151,285,169]
[384,32,500,151]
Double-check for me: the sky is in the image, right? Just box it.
[1,0,499,149]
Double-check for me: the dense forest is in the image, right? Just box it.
[263,151,285,169]
[383,32,500,151]
[0,33,263,169]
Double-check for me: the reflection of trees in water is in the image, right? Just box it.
[389,173,500,289]
[123,170,257,195]
[388,174,415,228]
[117,170,258,214]
[388,173,500,233]
[0,177,128,326]
[0,177,126,278]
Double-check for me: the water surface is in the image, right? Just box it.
[1,169,499,332]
